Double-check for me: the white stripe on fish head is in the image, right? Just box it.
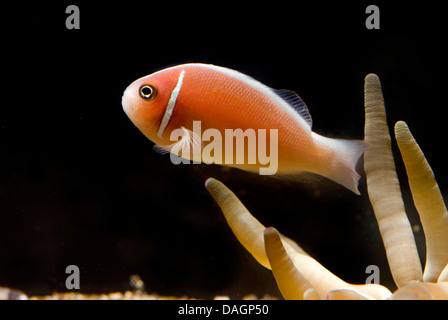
[157,70,186,139]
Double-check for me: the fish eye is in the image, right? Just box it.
[139,84,157,100]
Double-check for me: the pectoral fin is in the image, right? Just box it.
[154,127,203,161]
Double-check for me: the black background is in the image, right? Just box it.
[0,1,446,298]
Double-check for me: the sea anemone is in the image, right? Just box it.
[205,74,448,300]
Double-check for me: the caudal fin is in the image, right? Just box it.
[317,135,368,195]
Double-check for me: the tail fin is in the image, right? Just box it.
[315,135,368,195]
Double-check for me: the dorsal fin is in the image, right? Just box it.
[272,89,313,128]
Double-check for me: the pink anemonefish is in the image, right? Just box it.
[122,63,367,194]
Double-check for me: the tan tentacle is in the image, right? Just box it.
[364,74,422,287]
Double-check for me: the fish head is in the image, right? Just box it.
[122,68,181,144]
